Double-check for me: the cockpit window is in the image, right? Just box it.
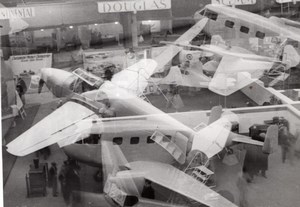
[205,10,218,21]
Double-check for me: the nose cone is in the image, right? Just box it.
[40,68,77,97]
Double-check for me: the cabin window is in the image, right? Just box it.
[147,136,155,144]
[240,26,249,34]
[256,31,265,39]
[130,137,139,145]
[225,20,234,28]
[205,10,218,21]
[113,137,123,145]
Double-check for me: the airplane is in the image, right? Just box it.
[193,4,300,66]
[6,54,279,207]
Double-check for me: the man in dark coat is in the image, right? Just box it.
[141,180,155,199]
[49,162,58,196]
[59,161,71,205]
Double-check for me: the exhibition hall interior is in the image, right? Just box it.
[2,0,300,206]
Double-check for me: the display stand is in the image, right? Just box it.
[26,162,48,197]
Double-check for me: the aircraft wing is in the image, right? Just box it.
[154,17,209,73]
[111,59,157,96]
[6,101,99,156]
[124,161,237,207]
[208,55,274,96]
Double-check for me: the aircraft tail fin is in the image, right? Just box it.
[282,45,300,69]
[192,117,232,158]
[262,125,279,154]
[208,105,222,125]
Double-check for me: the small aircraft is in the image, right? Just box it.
[194,4,300,66]
[7,54,278,206]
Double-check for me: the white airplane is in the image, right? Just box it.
[194,4,300,66]
[6,56,278,206]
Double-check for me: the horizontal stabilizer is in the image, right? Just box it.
[232,125,278,154]
[232,134,263,146]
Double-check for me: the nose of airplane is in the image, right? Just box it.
[40,68,77,97]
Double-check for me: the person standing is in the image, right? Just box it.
[278,125,290,163]
[49,162,58,197]
[59,161,71,206]
[67,167,81,203]
[236,167,251,207]
[141,180,155,199]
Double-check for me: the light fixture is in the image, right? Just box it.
[69,25,73,29]
[94,23,98,26]
[40,29,44,31]
[147,20,152,23]
[114,22,119,24]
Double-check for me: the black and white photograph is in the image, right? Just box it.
[2,0,300,206]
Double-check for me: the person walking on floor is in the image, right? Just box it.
[59,160,71,206]
[49,162,58,196]
[236,167,251,207]
[141,179,155,199]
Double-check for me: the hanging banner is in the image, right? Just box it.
[0,7,35,19]
[98,0,171,13]
[10,53,52,75]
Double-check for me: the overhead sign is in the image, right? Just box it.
[10,53,52,75]
[98,0,171,13]
[0,7,35,19]
[211,0,256,5]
